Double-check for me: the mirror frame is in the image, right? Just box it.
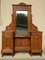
[12,3,32,34]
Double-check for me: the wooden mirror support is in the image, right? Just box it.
[2,3,42,56]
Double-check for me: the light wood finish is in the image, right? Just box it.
[31,32,42,56]
[2,2,42,56]
[2,30,14,56]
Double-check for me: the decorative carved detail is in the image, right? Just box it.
[19,2,26,5]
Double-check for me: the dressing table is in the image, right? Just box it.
[2,3,42,56]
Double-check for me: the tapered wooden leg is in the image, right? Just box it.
[40,50,42,56]
[40,53,42,56]
[31,52,32,56]
[31,50,32,56]
[2,53,4,57]
[12,53,14,56]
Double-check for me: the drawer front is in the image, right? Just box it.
[15,46,30,51]
[21,39,30,46]
[15,38,30,47]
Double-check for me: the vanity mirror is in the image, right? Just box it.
[11,3,32,33]
[16,11,28,34]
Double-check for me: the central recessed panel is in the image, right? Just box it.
[16,11,28,34]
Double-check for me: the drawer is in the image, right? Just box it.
[15,46,30,51]
[15,38,30,46]
[21,39,30,46]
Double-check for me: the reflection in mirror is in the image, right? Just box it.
[16,11,28,34]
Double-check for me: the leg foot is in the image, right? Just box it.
[2,53,4,57]
[40,53,42,56]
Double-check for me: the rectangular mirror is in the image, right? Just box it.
[16,11,28,34]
